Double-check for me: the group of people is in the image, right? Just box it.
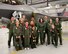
[7,15,62,51]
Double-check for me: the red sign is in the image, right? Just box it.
[63,12,68,16]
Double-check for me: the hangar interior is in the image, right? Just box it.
[0,0,68,54]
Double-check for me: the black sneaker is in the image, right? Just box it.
[48,43,50,45]
[19,47,22,50]
[52,43,54,45]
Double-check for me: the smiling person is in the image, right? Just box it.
[23,20,31,50]
[19,18,25,47]
[7,17,15,48]
[30,20,37,49]
[55,18,62,45]
[37,18,45,45]
[44,16,50,45]
[51,24,58,48]
[13,19,22,51]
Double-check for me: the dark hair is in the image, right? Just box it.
[39,18,44,23]
[55,17,61,22]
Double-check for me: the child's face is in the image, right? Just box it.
[25,22,28,26]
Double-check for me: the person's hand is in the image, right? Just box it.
[30,36,31,38]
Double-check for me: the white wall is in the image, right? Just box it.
[62,21,68,33]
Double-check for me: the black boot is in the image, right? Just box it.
[52,42,54,45]
[8,41,11,48]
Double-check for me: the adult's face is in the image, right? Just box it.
[30,21,35,26]
[31,17,34,21]
[22,15,26,19]
[16,20,19,26]
[40,19,43,23]
[19,18,23,23]
[56,18,59,22]
[44,16,48,20]
[11,17,15,21]
[25,22,28,26]
[50,19,52,23]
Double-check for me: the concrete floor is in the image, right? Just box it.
[0,28,68,54]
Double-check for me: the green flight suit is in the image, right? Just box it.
[55,22,62,45]
[19,23,24,35]
[30,26,37,48]
[13,26,22,50]
[51,27,58,48]
[43,21,46,43]
[44,20,50,45]
[7,21,15,47]
[36,22,39,44]
[48,23,54,44]
[23,26,30,48]
[19,23,24,47]
[38,22,45,44]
